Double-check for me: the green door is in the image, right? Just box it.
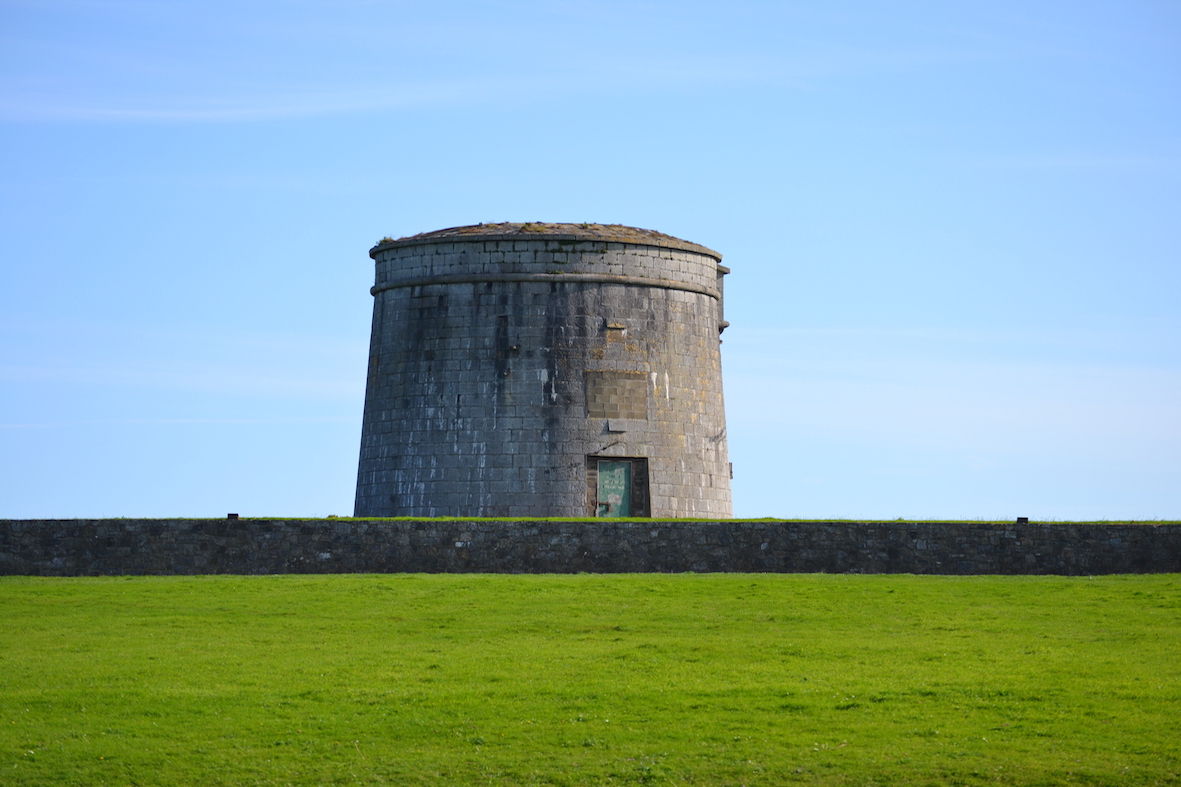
[596,460,631,517]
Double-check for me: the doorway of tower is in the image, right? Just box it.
[586,456,650,517]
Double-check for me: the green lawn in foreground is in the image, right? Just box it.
[1,574,1178,786]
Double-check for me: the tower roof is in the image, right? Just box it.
[372,222,721,260]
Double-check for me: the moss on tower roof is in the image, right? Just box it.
[372,222,721,260]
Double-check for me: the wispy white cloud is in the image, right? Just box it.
[0,0,1038,124]
[0,79,515,123]
[0,318,366,399]
[0,361,362,398]
[972,154,1181,173]
[723,322,1181,465]
[727,354,1180,460]
[0,37,1021,124]
[0,416,354,429]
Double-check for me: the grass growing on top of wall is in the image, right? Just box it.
[77,517,1179,524]
[1,574,1178,786]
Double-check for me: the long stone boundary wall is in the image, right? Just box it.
[2,519,1178,576]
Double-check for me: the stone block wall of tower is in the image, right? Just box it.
[354,223,732,518]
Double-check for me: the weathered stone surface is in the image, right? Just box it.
[356,223,732,518]
[2,519,1177,576]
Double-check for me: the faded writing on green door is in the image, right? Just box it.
[597,460,631,517]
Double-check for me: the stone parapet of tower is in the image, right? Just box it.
[354,222,731,518]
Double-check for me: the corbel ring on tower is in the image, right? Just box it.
[370,272,720,299]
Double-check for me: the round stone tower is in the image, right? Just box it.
[354,222,731,518]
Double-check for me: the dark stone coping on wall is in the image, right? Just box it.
[370,272,720,299]
[370,223,723,260]
[2,519,1178,576]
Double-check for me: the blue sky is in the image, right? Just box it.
[1,0,1178,519]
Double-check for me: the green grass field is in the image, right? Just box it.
[2,574,1178,786]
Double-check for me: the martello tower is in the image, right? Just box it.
[354,222,731,518]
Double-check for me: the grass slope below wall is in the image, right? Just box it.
[1,574,1179,786]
